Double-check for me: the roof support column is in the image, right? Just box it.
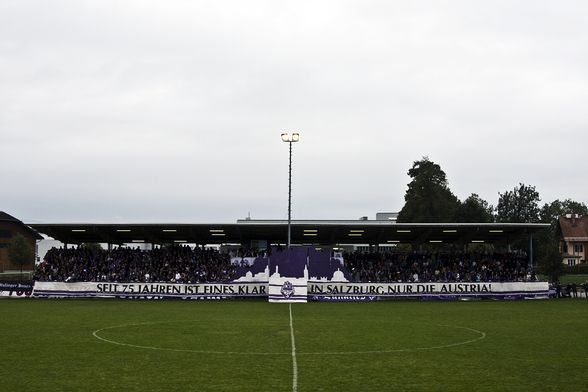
[528,233,534,270]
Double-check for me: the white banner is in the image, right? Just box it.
[32,281,550,300]
[308,281,549,299]
[268,276,308,303]
[33,281,267,299]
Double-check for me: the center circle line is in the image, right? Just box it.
[91,321,486,356]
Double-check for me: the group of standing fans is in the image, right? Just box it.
[34,245,546,285]
[34,246,236,283]
[344,250,535,283]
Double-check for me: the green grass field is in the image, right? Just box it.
[558,274,588,284]
[1,299,587,392]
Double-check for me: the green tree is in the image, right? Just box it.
[456,193,494,223]
[496,183,541,223]
[539,199,588,224]
[397,157,460,223]
[538,230,566,282]
[536,199,587,280]
[7,233,34,277]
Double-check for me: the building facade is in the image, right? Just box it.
[559,215,588,266]
[0,212,42,272]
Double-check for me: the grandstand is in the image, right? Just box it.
[18,217,550,301]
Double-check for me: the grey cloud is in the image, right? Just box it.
[1,0,587,223]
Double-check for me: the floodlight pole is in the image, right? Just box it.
[281,132,299,249]
[287,140,293,249]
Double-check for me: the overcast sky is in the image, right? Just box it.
[1,1,587,223]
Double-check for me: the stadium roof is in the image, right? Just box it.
[1,211,44,240]
[29,220,550,246]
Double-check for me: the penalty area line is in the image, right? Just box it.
[289,303,298,392]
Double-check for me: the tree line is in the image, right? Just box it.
[397,157,588,281]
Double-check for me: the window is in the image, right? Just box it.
[568,259,576,267]
[562,243,568,253]
[0,230,12,238]
[574,244,584,253]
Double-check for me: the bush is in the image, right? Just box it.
[566,263,588,274]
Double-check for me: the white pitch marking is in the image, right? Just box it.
[92,321,486,357]
[289,303,298,392]
[92,322,288,356]
[299,324,487,355]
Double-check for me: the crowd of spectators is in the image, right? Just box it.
[343,250,536,283]
[35,246,537,284]
[34,246,236,283]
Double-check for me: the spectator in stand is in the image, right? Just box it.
[343,250,534,283]
[34,245,236,283]
[36,246,536,285]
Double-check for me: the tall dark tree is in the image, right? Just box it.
[456,193,494,223]
[538,230,566,282]
[539,199,588,224]
[7,233,34,277]
[536,199,587,280]
[397,157,460,222]
[496,183,541,223]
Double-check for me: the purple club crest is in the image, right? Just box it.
[280,281,295,298]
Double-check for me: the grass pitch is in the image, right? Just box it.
[1,299,587,391]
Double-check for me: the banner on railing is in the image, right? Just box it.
[267,247,308,303]
[31,281,550,300]
[308,281,550,300]
[33,281,267,299]
[0,282,34,298]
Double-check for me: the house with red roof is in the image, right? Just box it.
[559,215,588,266]
[0,211,43,272]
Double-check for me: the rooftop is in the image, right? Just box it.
[28,219,549,245]
[559,215,588,240]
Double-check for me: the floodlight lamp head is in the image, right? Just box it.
[281,133,289,142]
[292,133,300,142]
